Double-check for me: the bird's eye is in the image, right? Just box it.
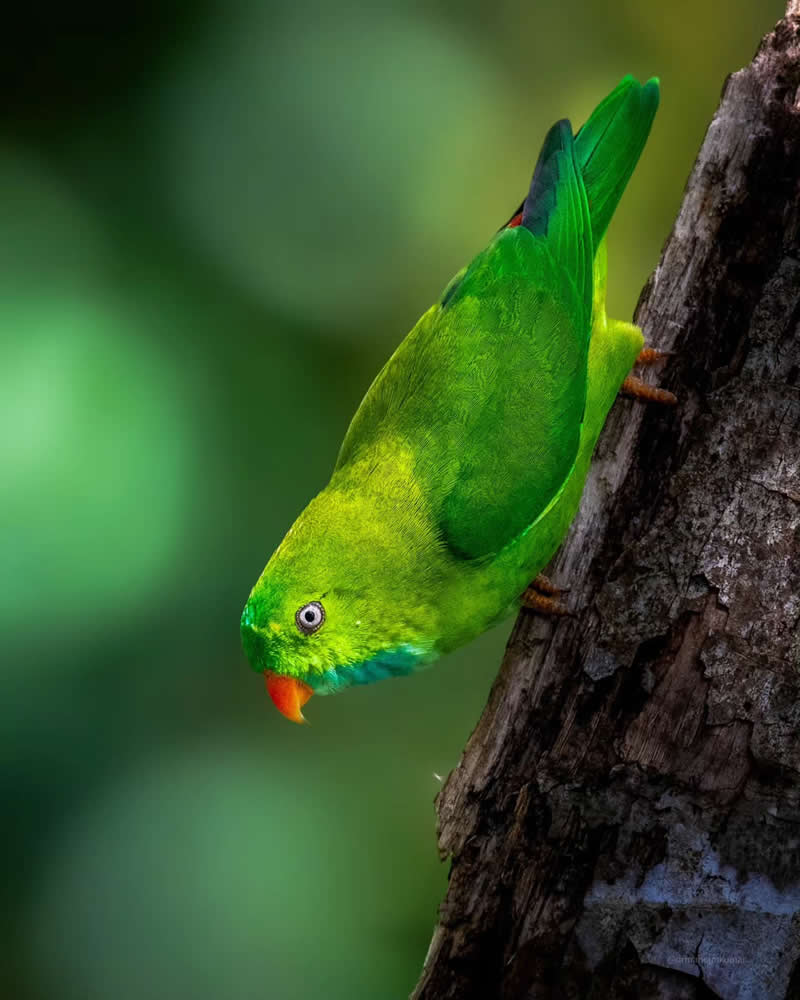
[295,600,325,635]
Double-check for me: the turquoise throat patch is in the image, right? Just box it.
[307,644,434,695]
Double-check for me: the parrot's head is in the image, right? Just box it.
[240,484,438,722]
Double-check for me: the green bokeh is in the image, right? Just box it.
[2,0,784,996]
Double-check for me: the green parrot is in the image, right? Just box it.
[241,75,662,722]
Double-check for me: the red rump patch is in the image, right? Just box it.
[506,212,523,228]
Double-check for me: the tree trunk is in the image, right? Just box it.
[413,6,800,999]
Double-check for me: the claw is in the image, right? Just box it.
[636,347,675,365]
[521,586,571,618]
[620,374,677,406]
[530,573,570,596]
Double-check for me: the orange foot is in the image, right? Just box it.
[530,572,569,596]
[635,347,674,365]
[621,374,677,406]
[521,574,571,617]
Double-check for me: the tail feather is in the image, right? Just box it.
[520,119,593,334]
[574,75,659,250]
[499,76,659,253]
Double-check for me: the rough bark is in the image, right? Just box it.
[413,6,800,999]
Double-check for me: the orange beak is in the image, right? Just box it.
[264,671,313,724]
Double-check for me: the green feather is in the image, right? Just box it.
[338,121,592,560]
[575,74,660,250]
[241,77,660,710]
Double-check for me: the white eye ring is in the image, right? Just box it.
[295,601,325,635]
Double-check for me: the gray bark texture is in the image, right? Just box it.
[413,6,800,999]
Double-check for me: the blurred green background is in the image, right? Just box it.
[1,1,783,997]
